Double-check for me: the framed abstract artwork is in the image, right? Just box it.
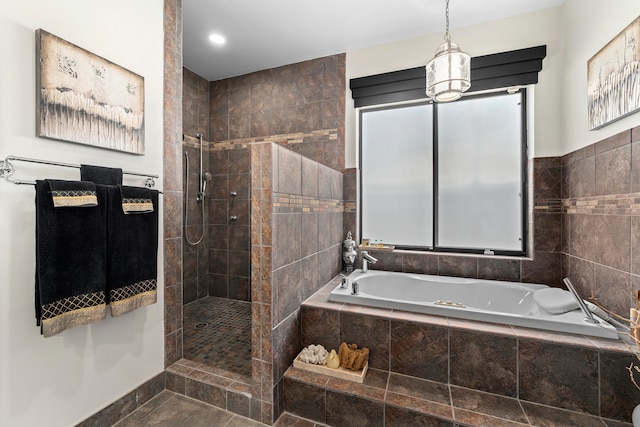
[587,17,640,130]
[36,29,145,154]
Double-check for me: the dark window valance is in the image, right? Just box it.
[350,45,546,108]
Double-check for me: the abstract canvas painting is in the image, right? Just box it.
[36,29,145,154]
[587,17,640,130]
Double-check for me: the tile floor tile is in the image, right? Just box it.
[183,296,252,378]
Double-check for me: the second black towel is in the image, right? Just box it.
[105,185,159,316]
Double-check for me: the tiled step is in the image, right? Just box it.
[283,365,630,427]
[166,359,253,418]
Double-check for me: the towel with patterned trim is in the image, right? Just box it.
[106,185,159,316]
[47,180,98,208]
[35,180,107,337]
[119,185,154,214]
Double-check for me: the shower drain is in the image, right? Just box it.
[194,322,209,329]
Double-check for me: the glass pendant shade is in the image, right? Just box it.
[426,40,471,102]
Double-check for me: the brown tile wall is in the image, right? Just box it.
[183,69,254,305]
[251,143,344,424]
[183,67,210,141]
[208,144,252,301]
[562,126,640,318]
[182,137,211,304]
[209,54,346,171]
[163,0,183,369]
[182,69,211,304]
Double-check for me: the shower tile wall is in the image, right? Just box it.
[208,145,252,301]
[183,67,210,140]
[562,126,640,318]
[250,142,344,424]
[207,54,346,424]
[163,0,184,368]
[209,54,346,171]
[182,68,211,304]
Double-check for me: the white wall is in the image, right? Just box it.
[560,0,640,154]
[0,2,165,426]
[345,7,564,167]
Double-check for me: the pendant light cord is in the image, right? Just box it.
[444,0,451,42]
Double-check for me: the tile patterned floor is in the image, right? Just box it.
[183,296,252,378]
[113,391,326,427]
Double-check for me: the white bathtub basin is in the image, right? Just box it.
[329,270,619,339]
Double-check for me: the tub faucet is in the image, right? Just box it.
[339,273,351,289]
[563,278,599,325]
[351,281,359,295]
[361,251,378,272]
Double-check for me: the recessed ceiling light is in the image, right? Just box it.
[208,33,226,45]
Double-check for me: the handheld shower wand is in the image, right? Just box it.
[199,172,213,201]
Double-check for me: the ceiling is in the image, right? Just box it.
[183,0,564,82]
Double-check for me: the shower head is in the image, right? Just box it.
[202,172,213,196]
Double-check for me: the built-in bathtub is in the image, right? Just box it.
[329,269,619,339]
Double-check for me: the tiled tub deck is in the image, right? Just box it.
[284,276,639,427]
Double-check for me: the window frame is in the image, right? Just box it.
[358,89,529,257]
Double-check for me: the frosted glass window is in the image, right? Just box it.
[359,91,526,255]
[361,103,433,247]
[437,93,523,251]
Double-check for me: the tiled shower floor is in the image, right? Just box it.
[183,296,252,378]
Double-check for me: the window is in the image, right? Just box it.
[360,90,527,256]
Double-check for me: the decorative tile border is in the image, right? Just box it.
[209,129,338,151]
[273,193,343,213]
[562,193,640,215]
[533,198,563,213]
[535,194,640,215]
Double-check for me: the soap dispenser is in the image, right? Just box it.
[342,231,357,273]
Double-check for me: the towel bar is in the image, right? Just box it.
[1,154,161,190]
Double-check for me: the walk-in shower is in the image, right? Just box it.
[184,133,212,246]
[181,130,252,381]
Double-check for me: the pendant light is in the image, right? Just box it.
[426,0,470,102]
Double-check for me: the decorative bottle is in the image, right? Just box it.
[342,231,357,273]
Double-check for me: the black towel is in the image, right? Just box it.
[47,179,98,207]
[119,185,154,214]
[80,164,123,185]
[105,185,159,316]
[35,180,107,337]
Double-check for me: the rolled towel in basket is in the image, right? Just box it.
[35,180,107,337]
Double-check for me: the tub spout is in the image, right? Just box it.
[563,278,599,325]
[361,251,378,272]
